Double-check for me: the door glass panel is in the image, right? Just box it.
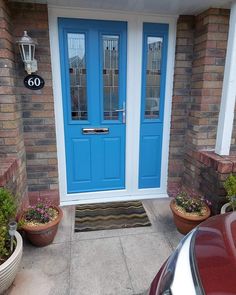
[144,36,163,119]
[68,33,87,120]
[103,35,119,120]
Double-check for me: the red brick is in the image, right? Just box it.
[217,161,233,173]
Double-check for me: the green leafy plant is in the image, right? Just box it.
[0,188,17,265]
[175,191,211,215]
[223,174,236,211]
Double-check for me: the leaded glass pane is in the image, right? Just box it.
[68,33,87,120]
[103,35,119,120]
[144,36,163,119]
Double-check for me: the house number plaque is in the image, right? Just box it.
[24,74,45,90]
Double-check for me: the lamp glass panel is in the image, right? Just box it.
[30,44,35,61]
[19,45,24,61]
[23,44,30,61]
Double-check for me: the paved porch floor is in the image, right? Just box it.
[7,198,183,295]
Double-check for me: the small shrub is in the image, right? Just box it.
[224,174,236,211]
[0,188,17,264]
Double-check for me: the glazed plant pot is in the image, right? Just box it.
[0,231,23,294]
[170,199,211,235]
[20,206,63,247]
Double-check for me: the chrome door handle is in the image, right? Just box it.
[115,102,126,123]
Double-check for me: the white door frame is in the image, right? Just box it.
[48,6,177,206]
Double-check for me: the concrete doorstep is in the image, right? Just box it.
[6,199,182,295]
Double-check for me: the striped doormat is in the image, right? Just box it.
[74,201,151,232]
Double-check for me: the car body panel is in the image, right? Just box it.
[149,261,167,295]
[148,212,236,295]
[194,212,236,295]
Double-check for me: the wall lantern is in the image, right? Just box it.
[16,31,38,74]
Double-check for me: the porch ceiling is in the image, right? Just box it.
[11,0,231,15]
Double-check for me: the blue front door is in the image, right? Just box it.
[59,19,127,193]
[139,23,168,189]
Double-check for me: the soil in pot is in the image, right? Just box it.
[170,199,211,235]
[0,239,16,266]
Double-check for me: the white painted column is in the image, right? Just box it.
[125,17,143,194]
[215,2,236,155]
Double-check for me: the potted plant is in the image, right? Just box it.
[170,191,211,235]
[19,198,63,247]
[221,174,236,214]
[0,188,23,294]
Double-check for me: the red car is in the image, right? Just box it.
[148,212,236,295]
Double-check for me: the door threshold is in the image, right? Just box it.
[60,192,169,206]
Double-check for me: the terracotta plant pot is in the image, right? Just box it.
[0,232,23,294]
[20,206,63,247]
[170,199,211,235]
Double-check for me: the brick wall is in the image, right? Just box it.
[183,8,230,191]
[0,158,26,206]
[168,9,231,209]
[187,8,229,150]
[0,0,28,206]
[231,111,236,151]
[196,151,236,214]
[167,16,195,195]
[9,2,59,204]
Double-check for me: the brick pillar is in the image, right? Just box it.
[0,0,28,206]
[9,2,59,204]
[168,16,195,195]
[183,8,230,190]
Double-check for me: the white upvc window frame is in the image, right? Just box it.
[48,6,177,205]
[215,2,236,156]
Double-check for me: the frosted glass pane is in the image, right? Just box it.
[103,35,119,120]
[145,36,163,119]
[68,33,87,120]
